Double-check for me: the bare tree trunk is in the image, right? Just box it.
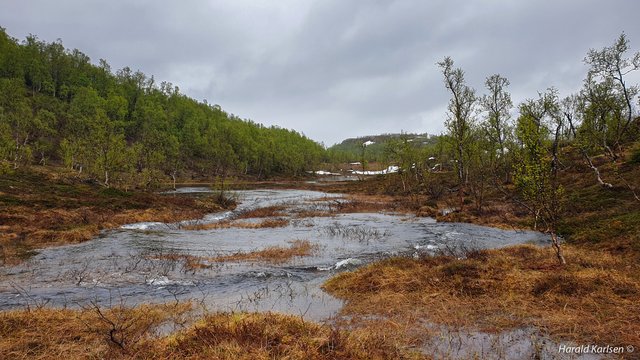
[584,152,613,188]
[550,232,566,265]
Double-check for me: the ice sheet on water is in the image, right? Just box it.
[334,258,363,269]
[121,222,165,230]
[414,244,438,250]
[146,276,194,287]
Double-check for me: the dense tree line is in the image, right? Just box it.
[0,28,324,187]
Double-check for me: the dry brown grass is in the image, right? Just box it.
[212,240,317,264]
[150,240,318,268]
[333,195,399,214]
[293,210,334,218]
[324,244,640,349]
[184,218,290,231]
[0,303,194,359]
[0,306,422,359]
[234,205,287,219]
[436,200,531,230]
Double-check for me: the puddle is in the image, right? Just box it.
[421,324,606,359]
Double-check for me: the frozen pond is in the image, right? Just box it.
[0,188,550,321]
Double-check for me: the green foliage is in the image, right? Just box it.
[0,28,324,185]
[513,90,566,233]
[580,33,640,158]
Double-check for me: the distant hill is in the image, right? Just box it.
[327,133,437,163]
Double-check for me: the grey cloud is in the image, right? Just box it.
[2,0,639,145]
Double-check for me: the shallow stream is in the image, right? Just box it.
[0,188,549,321]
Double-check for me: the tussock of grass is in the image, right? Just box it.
[148,253,213,271]
[234,205,287,219]
[151,240,318,267]
[184,218,290,231]
[333,195,397,214]
[166,312,416,359]
[213,240,317,264]
[323,244,640,348]
[0,307,420,359]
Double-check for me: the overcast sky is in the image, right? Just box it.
[2,0,639,145]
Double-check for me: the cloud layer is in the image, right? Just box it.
[2,0,639,145]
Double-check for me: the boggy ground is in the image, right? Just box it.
[0,167,233,265]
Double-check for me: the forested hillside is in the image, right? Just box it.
[0,28,325,187]
[327,133,439,163]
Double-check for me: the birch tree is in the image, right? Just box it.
[514,89,567,264]
[438,57,477,208]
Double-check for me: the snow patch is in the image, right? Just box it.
[313,170,342,176]
[352,165,399,175]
